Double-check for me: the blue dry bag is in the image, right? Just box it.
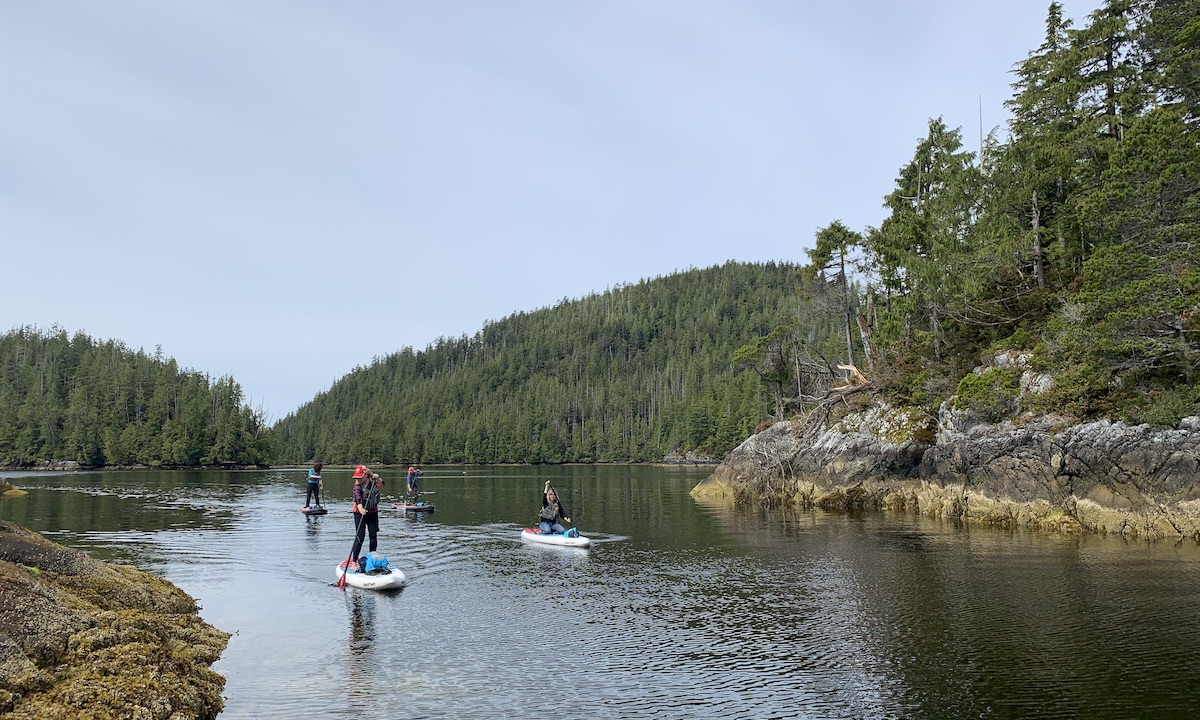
[363,552,390,574]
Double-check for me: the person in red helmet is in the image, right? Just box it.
[348,467,383,567]
[349,465,369,534]
[405,466,423,504]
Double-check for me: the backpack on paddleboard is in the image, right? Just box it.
[361,552,390,574]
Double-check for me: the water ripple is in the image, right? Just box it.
[7,469,1200,719]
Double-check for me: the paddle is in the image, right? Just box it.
[337,506,362,589]
[546,483,573,533]
[336,548,354,589]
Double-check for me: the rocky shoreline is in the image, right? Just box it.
[0,498,229,719]
[692,403,1200,542]
[0,461,269,472]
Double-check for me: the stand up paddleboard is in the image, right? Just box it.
[521,528,592,548]
[335,555,406,591]
[301,505,328,516]
[392,501,435,513]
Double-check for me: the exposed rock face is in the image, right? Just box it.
[661,451,716,464]
[0,461,82,472]
[695,405,932,507]
[921,409,1200,539]
[0,520,229,718]
[692,404,1200,542]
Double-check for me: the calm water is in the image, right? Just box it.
[2,466,1199,720]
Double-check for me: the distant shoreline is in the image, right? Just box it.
[1,460,718,473]
[0,461,270,473]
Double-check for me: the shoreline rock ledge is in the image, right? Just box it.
[0,518,230,719]
[691,404,1200,542]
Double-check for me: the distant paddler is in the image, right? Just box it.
[304,462,323,509]
[406,466,424,503]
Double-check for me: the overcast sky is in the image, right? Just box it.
[1,1,1091,421]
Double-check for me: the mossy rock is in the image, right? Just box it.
[0,521,229,719]
[0,480,27,496]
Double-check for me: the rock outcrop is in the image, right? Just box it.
[693,404,1200,541]
[661,450,716,464]
[0,520,229,719]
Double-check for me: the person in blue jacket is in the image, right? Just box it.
[304,463,323,509]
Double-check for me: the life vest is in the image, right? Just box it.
[540,501,560,521]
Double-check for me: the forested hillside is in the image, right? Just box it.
[0,327,270,467]
[270,262,805,464]
[753,0,1199,428]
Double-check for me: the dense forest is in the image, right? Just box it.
[270,262,803,464]
[753,0,1199,428]
[4,0,1196,469]
[0,327,271,467]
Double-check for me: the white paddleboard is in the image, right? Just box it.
[335,559,406,590]
[521,528,592,548]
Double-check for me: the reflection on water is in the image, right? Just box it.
[345,591,382,712]
[2,466,1199,719]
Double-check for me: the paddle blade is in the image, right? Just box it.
[336,561,349,588]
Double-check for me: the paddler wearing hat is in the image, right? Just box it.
[405,465,423,504]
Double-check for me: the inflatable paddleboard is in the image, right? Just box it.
[335,557,406,591]
[392,501,435,513]
[302,505,328,516]
[521,528,592,548]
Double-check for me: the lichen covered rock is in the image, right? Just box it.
[0,520,229,719]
